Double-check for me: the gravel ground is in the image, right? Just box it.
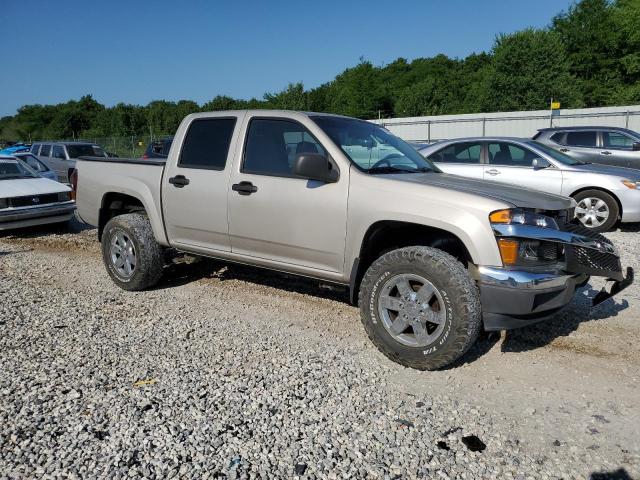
[1,220,639,479]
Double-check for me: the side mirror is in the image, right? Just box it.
[532,157,551,169]
[632,142,640,151]
[293,153,339,183]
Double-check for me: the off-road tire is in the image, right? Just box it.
[358,246,482,370]
[572,189,619,233]
[101,213,164,291]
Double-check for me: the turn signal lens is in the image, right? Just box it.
[489,209,512,223]
[621,179,639,190]
[498,239,519,265]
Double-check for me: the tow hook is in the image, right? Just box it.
[592,267,634,306]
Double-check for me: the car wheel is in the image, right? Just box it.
[101,213,163,291]
[573,189,619,233]
[358,246,482,370]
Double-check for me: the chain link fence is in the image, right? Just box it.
[54,133,174,158]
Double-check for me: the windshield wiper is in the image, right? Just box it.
[367,166,432,175]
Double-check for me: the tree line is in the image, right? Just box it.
[1,0,638,142]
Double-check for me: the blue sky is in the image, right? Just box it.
[1,0,572,117]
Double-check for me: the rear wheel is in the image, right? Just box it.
[101,213,163,290]
[573,189,619,233]
[358,246,482,370]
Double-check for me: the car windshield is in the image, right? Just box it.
[0,160,38,180]
[311,116,440,174]
[527,140,583,165]
[17,154,48,172]
[66,144,106,158]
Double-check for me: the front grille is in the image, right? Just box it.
[560,221,622,278]
[571,245,621,273]
[8,193,60,208]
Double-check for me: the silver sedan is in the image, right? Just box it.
[419,137,640,232]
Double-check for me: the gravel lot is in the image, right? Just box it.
[1,220,639,479]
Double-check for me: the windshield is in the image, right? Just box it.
[527,140,583,165]
[66,144,107,158]
[17,154,48,172]
[311,116,440,174]
[0,160,38,180]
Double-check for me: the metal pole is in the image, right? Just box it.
[482,117,486,137]
[427,121,431,143]
[626,111,630,129]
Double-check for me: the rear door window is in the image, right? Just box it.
[179,118,236,170]
[427,142,482,164]
[40,144,51,157]
[565,131,597,147]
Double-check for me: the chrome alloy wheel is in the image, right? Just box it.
[377,273,446,348]
[575,197,609,228]
[109,230,136,278]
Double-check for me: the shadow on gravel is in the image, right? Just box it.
[589,468,634,480]
[0,217,92,239]
[616,222,640,233]
[153,256,351,303]
[501,282,629,354]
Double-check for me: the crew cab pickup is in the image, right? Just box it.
[75,110,633,370]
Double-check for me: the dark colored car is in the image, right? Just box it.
[534,126,640,169]
[142,137,173,159]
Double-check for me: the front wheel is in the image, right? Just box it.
[358,246,482,370]
[101,213,164,291]
[573,189,619,233]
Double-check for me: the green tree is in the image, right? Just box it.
[484,29,582,111]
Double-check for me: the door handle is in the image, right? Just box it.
[559,148,570,152]
[601,151,612,155]
[168,175,190,188]
[486,169,500,176]
[232,181,258,195]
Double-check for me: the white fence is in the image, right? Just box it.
[371,105,640,142]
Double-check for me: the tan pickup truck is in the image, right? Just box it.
[74,110,633,370]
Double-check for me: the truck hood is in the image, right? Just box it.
[387,172,574,210]
[561,162,640,180]
[0,177,70,198]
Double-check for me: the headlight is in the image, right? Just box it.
[490,209,562,266]
[0,198,7,209]
[621,179,640,190]
[57,191,71,202]
[497,238,562,266]
[489,208,559,230]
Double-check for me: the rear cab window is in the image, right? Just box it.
[179,118,237,170]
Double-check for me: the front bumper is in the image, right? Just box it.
[475,221,633,330]
[472,266,589,330]
[0,202,76,231]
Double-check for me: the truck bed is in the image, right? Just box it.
[75,156,168,244]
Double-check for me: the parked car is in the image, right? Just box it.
[31,142,108,183]
[74,111,632,370]
[534,126,640,169]
[0,156,75,230]
[142,137,173,159]
[0,144,30,156]
[418,137,640,232]
[12,152,59,181]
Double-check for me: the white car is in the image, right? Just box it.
[419,137,640,232]
[0,156,76,231]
